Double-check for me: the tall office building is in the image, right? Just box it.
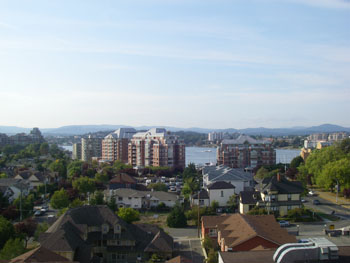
[217,135,275,169]
[81,135,102,162]
[128,128,185,169]
[102,128,137,163]
[72,142,82,160]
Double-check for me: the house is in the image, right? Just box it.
[166,255,193,263]
[218,250,275,263]
[14,170,58,188]
[0,178,30,203]
[255,174,304,216]
[109,173,137,190]
[203,165,254,193]
[201,214,296,252]
[201,214,230,240]
[39,205,174,263]
[239,191,261,214]
[8,246,77,262]
[190,189,210,207]
[105,188,180,209]
[207,181,235,207]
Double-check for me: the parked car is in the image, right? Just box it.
[309,190,316,196]
[34,210,43,216]
[313,199,320,205]
[301,198,307,203]
[279,220,290,227]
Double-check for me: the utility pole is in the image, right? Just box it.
[336,179,339,204]
[20,185,23,221]
[197,191,200,238]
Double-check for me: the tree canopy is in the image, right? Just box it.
[51,189,69,209]
[117,207,140,224]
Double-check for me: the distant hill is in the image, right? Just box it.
[0,124,349,136]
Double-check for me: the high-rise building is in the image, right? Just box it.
[81,135,102,162]
[102,128,136,163]
[128,128,185,169]
[72,142,82,160]
[217,135,275,168]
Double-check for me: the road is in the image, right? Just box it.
[303,194,350,219]
[165,227,204,263]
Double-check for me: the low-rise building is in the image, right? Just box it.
[190,189,210,207]
[39,205,174,262]
[239,190,261,214]
[202,214,296,252]
[203,165,254,194]
[207,181,235,207]
[255,174,304,216]
[109,173,137,190]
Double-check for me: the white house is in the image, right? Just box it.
[0,178,30,203]
[105,188,180,209]
[191,189,210,207]
[203,165,254,194]
[207,181,235,207]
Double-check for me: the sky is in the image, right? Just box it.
[0,0,350,129]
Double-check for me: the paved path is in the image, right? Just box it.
[165,227,204,263]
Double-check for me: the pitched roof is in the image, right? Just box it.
[203,166,253,182]
[10,246,74,262]
[192,189,209,200]
[144,230,173,253]
[240,191,261,204]
[208,181,235,190]
[202,214,231,229]
[217,214,296,249]
[166,255,193,263]
[219,250,275,263]
[109,173,136,184]
[259,175,303,194]
[108,188,178,202]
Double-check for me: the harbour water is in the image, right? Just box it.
[61,145,301,166]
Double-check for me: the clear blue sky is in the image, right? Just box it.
[1,0,349,129]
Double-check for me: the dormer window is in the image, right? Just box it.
[114,224,121,234]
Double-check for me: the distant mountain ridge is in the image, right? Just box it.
[0,123,349,136]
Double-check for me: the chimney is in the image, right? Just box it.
[277,173,281,182]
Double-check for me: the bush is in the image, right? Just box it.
[117,208,140,224]
[167,205,187,228]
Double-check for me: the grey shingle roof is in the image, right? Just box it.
[203,166,253,182]
[240,191,261,204]
[192,189,209,200]
[208,181,235,190]
[221,135,271,145]
[260,176,303,194]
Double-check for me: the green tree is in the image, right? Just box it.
[147,183,168,192]
[148,253,163,263]
[290,156,304,169]
[202,235,214,251]
[182,177,199,197]
[247,206,267,215]
[90,191,105,205]
[67,160,83,180]
[255,167,269,179]
[95,172,109,184]
[49,159,67,178]
[0,238,25,260]
[226,194,237,212]
[51,189,69,209]
[34,222,49,241]
[182,163,197,180]
[107,196,117,212]
[72,177,96,197]
[0,173,7,179]
[0,216,15,249]
[167,205,187,228]
[117,207,140,224]
[39,142,49,155]
[14,218,37,247]
[13,194,35,218]
[69,198,84,208]
[206,249,218,263]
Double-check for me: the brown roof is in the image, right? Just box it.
[216,214,296,249]
[10,246,75,262]
[202,214,231,228]
[166,255,192,263]
[219,250,275,263]
[109,173,136,184]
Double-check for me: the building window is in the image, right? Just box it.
[209,229,217,237]
[287,194,292,201]
[221,191,224,197]
[118,197,122,201]
[287,205,292,210]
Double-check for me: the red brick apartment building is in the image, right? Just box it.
[102,128,136,162]
[201,214,296,252]
[128,128,185,169]
[217,135,275,169]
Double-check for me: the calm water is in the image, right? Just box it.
[62,145,300,165]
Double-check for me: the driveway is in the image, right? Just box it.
[165,227,204,263]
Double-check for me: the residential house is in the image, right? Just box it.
[202,165,254,194]
[256,174,303,216]
[239,191,261,214]
[105,188,180,209]
[39,205,174,263]
[8,246,77,263]
[166,255,193,263]
[201,214,230,240]
[109,174,137,190]
[190,189,210,207]
[218,250,275,263]
[201,214,296,252]
[0,178,30,203]
[207,181,235,207]
[14,170,53,189]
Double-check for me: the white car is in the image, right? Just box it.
[279,220,290,227]
[309,190,316,196]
